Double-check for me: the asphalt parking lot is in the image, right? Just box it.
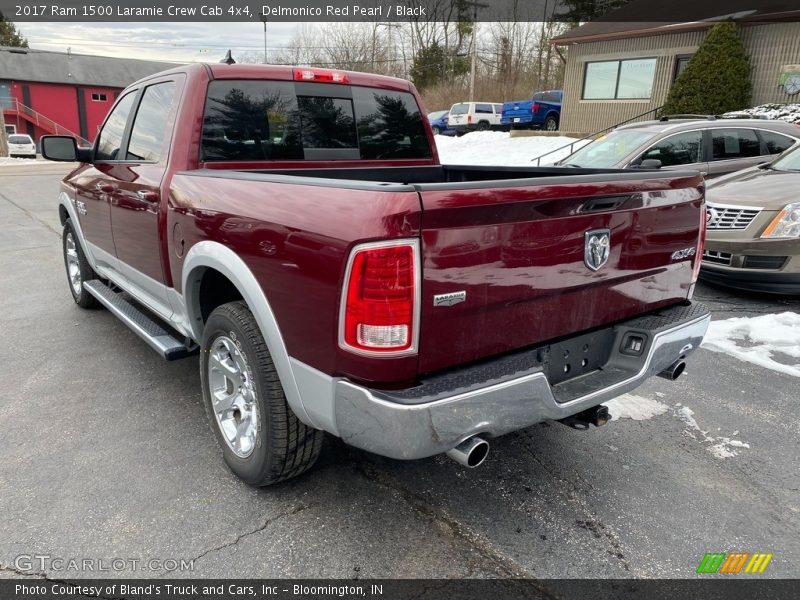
[1,163,798,581]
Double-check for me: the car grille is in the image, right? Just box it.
[705,203,761,230]
[702,250,732,266]
[742,255,787,270]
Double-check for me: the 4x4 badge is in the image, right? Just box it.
[584,229,610,271]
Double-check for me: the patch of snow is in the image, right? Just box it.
[0,157,47,167]
[435,131,588,166]
[702,312,800,378]
[723,103,800,124]
[675,406,750,459]
[605,394,669,421]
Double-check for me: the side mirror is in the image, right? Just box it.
[630,158,662,169]
[41,135,92,163]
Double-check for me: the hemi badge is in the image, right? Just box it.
[433,291,466,307]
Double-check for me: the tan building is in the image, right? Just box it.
[551,11,800,135]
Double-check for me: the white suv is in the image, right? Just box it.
[448,102,503,135]
[8,134,37,159]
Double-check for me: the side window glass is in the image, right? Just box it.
[475,103,492,113]
[126,82,176,162]
[758,130,795,155]
[712,128,761,160]
[95,93,136,161]
[640,131,703,166]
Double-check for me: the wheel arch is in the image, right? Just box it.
[182,241,315,427]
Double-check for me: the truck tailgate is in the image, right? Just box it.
[416,173,704,373]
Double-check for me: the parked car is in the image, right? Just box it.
[427,110,455,136]
[41,63,709,486]
[700,145,800,294]
[7,133,37,158]
[447,101,503,134]
[501,89,562,131]
[556,118,800,177]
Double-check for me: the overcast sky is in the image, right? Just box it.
[16,22,304,63]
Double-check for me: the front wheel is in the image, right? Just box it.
[62,219,99,308]
[200,301,324,486]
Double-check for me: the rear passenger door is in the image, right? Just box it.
[706,127,766,177]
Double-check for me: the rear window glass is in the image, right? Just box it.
[712,128,761,160]
[450,104,468,115]
[8,135,31,144]
[201,80,431,162]
[758,130,795,155]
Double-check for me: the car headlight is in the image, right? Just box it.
[761,201,800,238]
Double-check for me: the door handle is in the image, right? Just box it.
[136,190,159,204]
[95,182,115,193]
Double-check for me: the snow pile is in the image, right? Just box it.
[605,394,669,421]
[675,405,750,459]
[702,312,800,378]
[435,131,586,166]
[722,103,800,124]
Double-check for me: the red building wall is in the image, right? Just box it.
[5,80,121,144]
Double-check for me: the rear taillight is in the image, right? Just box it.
[293,68,349,84]
[531,102,540,114]
[467,114,472,124]
[340,240,420,356]
[692,199,707,285]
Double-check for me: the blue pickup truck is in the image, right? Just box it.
[501,90,562,131]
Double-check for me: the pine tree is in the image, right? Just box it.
[661,22,751,116]
[0,11,29,47]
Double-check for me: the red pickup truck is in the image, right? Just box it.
[42,63,710,486]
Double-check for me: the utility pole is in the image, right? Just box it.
[465,1,488,102]
[0,109,8,158]
[259,12,268,64]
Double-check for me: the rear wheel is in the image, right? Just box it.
[62,219,99,308]
[477,121,490,131]
[544,115,559,131]
[200,301,323,486]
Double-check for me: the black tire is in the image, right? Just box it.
[200,301,323,486]
[62,219,99,308]
[477,121,490,131]
[431,126,441,135]
[544,115,559,131]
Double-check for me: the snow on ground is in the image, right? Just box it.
[605,394,669,421]
[675,405,750,459]
[0,157,46,167]
[723,103,800,124]
[435,131,587,166]
[702,312,800,378]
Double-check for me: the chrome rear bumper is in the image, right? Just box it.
[332,303,710,460]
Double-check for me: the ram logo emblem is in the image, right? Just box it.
[584,229,610,271]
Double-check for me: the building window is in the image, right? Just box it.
[582,58,657,100]
[91,93,108,102]
[674,55,693,81]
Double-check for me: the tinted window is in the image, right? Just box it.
[543,91,561,102]
[758,130,795,155]
[353,87,431,160]
[475,103,492,113]
[712,128,761,161]
[201,81,431,161]
[532,92,545,101]
[127,82,175,162]
[640,131,703,166]
[8,135,31,144]
[96,93,136,161]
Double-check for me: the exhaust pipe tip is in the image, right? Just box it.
[658,360,686,381]
[446,436,490,468]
